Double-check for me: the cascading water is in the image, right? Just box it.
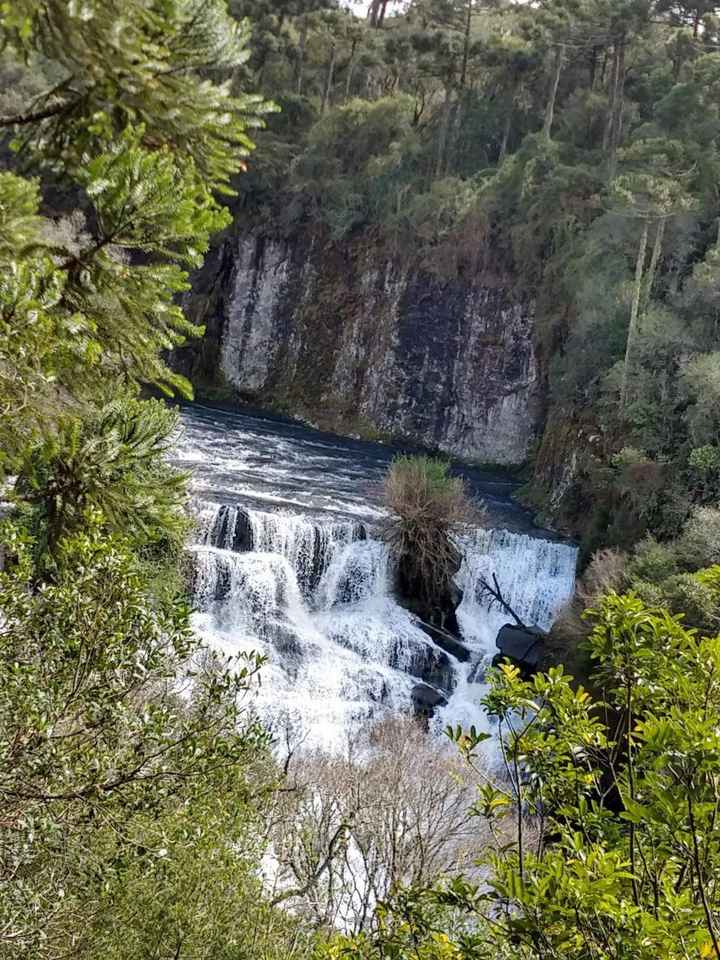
[435,529,580,736]
[191,504,454,751]
[175,403,578,752]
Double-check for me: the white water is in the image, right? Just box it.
[176,404,578,753]
[190,502,577,752]
[435,529,580,736]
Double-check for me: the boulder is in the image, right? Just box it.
[411,682,448,720]
[408,644,455,692]
[210,505,253,553]
[494,623,546,676]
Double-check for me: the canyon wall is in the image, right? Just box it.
[178,230,541,465]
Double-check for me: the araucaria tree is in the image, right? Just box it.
[0,3,314,958]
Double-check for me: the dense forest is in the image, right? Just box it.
[1,1,720,959]
[225,0,720,557]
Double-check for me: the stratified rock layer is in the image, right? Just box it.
[178,231,540,465]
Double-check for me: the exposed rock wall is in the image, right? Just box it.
[178,230,541,465]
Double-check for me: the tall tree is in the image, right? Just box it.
[610,138,696,409]
[0,0,273,465]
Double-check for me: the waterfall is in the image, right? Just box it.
[189,501,578,752]
[432,529,579,738]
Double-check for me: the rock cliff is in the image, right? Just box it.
[178,230,540,465]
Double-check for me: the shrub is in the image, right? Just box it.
[676,505,720,569]
[688,444,720,501]
[547,547,627,680]
[14,396,189,567]
[696,564,720,598]
[382,455,483,622]
[578,547,629,604]
[633,570,720,633]
[626,535,679,584]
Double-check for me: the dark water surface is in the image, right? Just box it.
[173,401,551,534]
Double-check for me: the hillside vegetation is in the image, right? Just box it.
[230,0,720,558]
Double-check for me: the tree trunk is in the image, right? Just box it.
[621,219,649,410]
[499,111,511,164]
[368,0,382,27]
[321,43,336,114]
[610,41,626,171]
[296,19,307,95]
[589,45,598,89]
[602,44,618,153]
[642,217,666,310]
[344,39,358,101]
[445,93,465,176]
[435,87,453,179]
[542,45,563,140]
[377,0,390,27]
[605,40,626,180]
[460,0,473,88]
[412,86,426,127]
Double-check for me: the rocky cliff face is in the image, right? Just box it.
[178,231,540,465]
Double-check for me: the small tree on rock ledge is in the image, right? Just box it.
[382,455,484,631]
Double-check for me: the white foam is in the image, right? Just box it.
[189,502,577,752]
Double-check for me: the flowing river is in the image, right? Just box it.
[173,402,578,752]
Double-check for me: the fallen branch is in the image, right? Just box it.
[476,573,526,629]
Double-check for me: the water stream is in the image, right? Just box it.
[174,403,578,752]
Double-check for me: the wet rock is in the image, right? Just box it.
[411,683,448,719]
[467,659,487,684]
[209,505,254,552]
[407,643,456,692]
[271,623,305,662]
[493,623,546,676]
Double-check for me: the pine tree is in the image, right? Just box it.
[0,0,274,468]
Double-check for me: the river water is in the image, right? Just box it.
[173,402,578,752]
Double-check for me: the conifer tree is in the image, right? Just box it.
[0,0,274,467]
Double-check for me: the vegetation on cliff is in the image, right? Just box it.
[227,0,720,557]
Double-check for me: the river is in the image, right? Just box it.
[172,402,578,752]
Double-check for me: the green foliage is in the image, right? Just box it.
[1,0,271,191]
[676,505,720,569]
[289,95,418,238]
[0,4,321,957]
[330,594,720,960]
[14,396,189,564]
[0,0,273,465]
[626,535,680,582]
[688,444,720,502]
[0,521,301,959]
